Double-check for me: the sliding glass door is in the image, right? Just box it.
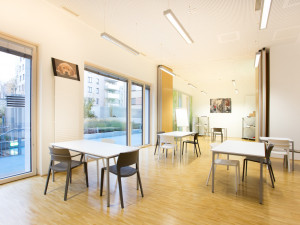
[0,36,36,183]
[131,83,143,146]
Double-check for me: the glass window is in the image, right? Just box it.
[145,86,150,145]
[96,88,99,94]
[88,86,92,93]
[96,78,99,84]
[84,69,128,145]
[131,83,143,146]
[88,77,92,83]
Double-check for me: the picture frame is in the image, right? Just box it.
[51,58,80,81]
[210,98,231,113]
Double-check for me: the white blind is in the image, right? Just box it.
[0,37,33,58]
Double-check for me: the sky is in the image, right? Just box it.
[0,51,19,83]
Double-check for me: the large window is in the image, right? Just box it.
[83,66,151,147]
[84,69,128,145]
[0,36,36,183]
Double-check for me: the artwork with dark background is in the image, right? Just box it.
[210,98,231,113]
[52,58,80,81]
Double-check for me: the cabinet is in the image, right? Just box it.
[194,116,209,136]
[242,117,255,140]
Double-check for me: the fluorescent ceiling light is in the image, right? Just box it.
[201,91,207,95]
[101,32,140,56]
[62,6,79,17]
[158,65,176,76]
[188,83,197,89]
[260,0,272,29]
[232,80,236,87]
[163,9,193,44]
[255,51,261,68]
[235,89,239,94]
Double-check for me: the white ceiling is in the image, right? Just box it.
[45,0,300,87]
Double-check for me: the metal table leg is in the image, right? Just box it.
[259,159,263,204]
[292,141,294,171]
[212,152,215,193]
[106,158,110,207]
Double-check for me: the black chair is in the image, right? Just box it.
[242,143,275,188]
[44,147,89,201]
[182,133,201,157]
[212,128,223,142]
[100,150,144,208]
[154,131,165,155]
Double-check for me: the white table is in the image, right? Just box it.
[158,131,196,160]
[211,140,265,204]
[260,137,295,171]
[51,139,139,207]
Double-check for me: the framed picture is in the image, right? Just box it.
[51,58,80,81]
[210,98,231,113]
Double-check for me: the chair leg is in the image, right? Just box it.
[52,170,55,182]
[268,165,275,188]
[206,163,213,186]
[64,165,71,201]
[96,159,99,185]
[100,168,105,196]
[44,166,52,195]
[235,166,238,193]
[69,169,72,184]
[137,171,144,197]
[117,175,124,208]
[287,154,291,172]
[154,140,158,155]
[269,164,275,182]
[194,144,198,157]
[84,162,89,187]
[242,159,246,181]
[197,142,201,155]
[182,142,184,155]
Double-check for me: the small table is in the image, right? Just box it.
[158,131,196,160]
[211,128,227,142]
[211,140,265,204]
[51,139,139,207]
[260,137,295,171]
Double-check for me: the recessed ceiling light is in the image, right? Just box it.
[260,0,272,30]
[255,51,261,68]
[188,83,197,89]
[62,6,79,17]
[158,65,176,76]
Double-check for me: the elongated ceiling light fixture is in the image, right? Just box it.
[158,65,176,76]
[260,0,272,29]
[188,83,197,89]
[232,80,236,87]
[254,51,261,67]
[235,89,239,94]
[201,91,207,95]
[101,32,140,55]
[163,9,193,44]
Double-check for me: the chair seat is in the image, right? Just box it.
[272,150,288,155]
[106,165,137,177]
[51,160,82,172]
[161,144,176,149]
[245,156,268,164]
[183,140,196,144]
[215,159,239,166]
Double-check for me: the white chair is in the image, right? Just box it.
[158,135,177,160]
[85,138,116,184]
[268,139,290,172]
[206,143,240,193]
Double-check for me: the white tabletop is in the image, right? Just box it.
[51,139,139,158]
[211,140,265,157]
[260,137,293,142]
[158,131,195,138]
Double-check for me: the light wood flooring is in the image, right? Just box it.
[1,137,300,225]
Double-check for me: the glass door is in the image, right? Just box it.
[131,83,143,146]
[0,37,36,182]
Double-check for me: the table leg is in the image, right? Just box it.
[137,151,139,190]
[180,138,182,162]
[259,159,263,204]
[212,152,215,193]
[292,141,294,171]
[106,158,110,207]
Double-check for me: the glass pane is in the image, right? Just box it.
[131,83,143,146]
[0,50,32,179]
[83,70,128,145]
[145,86,150,145]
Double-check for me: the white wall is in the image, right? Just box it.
[270,41,300,150]
[0,0,157,175]
[191,63,256,138]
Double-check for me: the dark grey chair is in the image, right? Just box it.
[44,147,89,201]
[100,150,144,208]
[154,131,165,155]
[242,143,275,188]
[182,133,201,157]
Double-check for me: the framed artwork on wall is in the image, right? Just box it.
[210,98,231,113]
[51,58,80,81]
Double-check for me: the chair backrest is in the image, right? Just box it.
[160,135,175,146]
[213,128,222,133]
[117,150,139,168]
[49,147,71,162]
[101,138,115,144]
[268,139,290,153]
[157,131,165,135]
[265,143,274,160]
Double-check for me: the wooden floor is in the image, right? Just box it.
[1,137,300,225]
